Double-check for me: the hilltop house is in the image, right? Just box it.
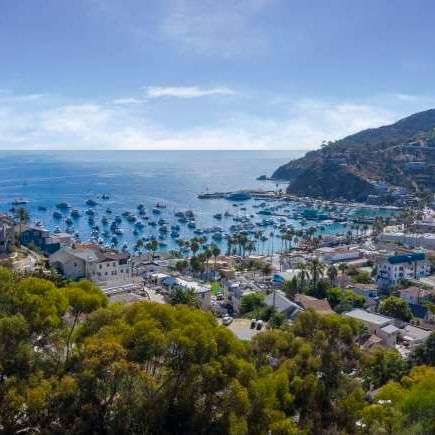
[149,273,212,310]
[376,252,431,288]
[49,244,132,287]
[265,290,303,320]
[344,309,399,347]
[294,293,334,315]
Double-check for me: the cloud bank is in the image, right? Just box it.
[0,89,431,150]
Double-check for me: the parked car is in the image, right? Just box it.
[222,316,233,326]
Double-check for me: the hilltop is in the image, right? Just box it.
[273,108,435,201]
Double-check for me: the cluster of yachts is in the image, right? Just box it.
[23,195,356,254]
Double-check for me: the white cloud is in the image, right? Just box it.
[0,90,430,150]
[143,86,237,99]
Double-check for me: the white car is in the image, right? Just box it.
[222,316,233,326]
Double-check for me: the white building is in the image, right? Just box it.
[49,244,132,287]
[344,308,399,347]
[315,245,361,263]
[156,274,212,310]
[376,252,431,288]
[380,231,435,250]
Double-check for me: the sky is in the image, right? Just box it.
[1,0,435,150]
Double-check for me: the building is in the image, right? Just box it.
[399,286,432,305]
[265,290,303,320]
[399,324,431,349]
[294,293,334,315]
[21,226,72,255]
[344,309,399,347]
[350,283,379,299]
[223,281,256,314]
[49,244,131,287]
[376,252,431,288]
[315,245,361,263]
[380,231,435,250]
[0,214,15,253]
[160,275,211,310]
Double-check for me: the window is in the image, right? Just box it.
[73,262,77,267]
[99,264,102,270]
[113,262,116,267]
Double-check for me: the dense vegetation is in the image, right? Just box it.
[272,108,435,199]
[1,266,435,434]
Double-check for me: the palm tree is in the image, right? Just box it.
[135,238,144,254]
[308,257,325,288]
[338,262,348,277]
[17,207,30,243]
[297,262,309,289]
[211,244,221,276]
[327,264,338,285]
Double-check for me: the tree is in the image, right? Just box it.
[307,257,325,288]
[167,287,198,307]
[211,244,221,276]
[326,287,365,313]
[283,277,298,300]
[64,280,107,363]
[174,259,188,274]
[378,296,413,321]
[412,331,435,365]
[327,264,338,285]
[16,207,30,242]
[362,347,408,389]
[240,293,265,315]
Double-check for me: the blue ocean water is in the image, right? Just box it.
[0,150,389,253]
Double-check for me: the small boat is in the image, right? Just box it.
[171,231,180,238]
[38,206,47,211]
[53,226,62,234]
[53,211,62,219]
[152,208,161,214]
[11,199,28,205]
[159,242,167,247]
[85,209,95,216]
[65,217,73,225]
[56,202,71,209]
[101,216,108,225]
[135,221,145,228]
[187,221,196,229]
[226,191,251,201]
[213,213,222,220]
[71,209,81,218]
[86,199,98,206]
[137,204,145,210]
[101,194,110,200]
[106,208,112,214]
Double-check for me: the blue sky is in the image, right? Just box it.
[1,0,435,150]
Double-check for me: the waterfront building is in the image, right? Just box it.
[376,252,431,288]
[21,226,73,255]
[315,245,362,263]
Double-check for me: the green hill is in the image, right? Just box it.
[273,108,435,200]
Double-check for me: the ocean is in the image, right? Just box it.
[0,150,387,253]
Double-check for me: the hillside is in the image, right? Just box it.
[273,108,435,201]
